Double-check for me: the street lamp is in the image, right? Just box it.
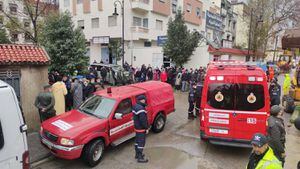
[113,0,125,67]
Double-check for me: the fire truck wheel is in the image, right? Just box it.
[295,117,300,130]
[82,139,104,167]
[152,113,166,133]
[285,96,295,114]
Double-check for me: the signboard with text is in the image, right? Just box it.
[206,11,223,31]
[157,36,168,46]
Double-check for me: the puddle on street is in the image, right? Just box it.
[144,147,217,169]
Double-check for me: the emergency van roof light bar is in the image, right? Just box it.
[246,65,255,70]
[217,65,224,70]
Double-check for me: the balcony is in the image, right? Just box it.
[131,0,150,12]
[131,26,150,40]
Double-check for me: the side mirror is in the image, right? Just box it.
[114,113,123,120]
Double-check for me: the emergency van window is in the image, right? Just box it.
[116,98,132,115]
[207,83,234,110]
[79,95,116,119]
[236,84,265,111]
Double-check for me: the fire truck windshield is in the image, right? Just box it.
[79,95,116,119]
[207,83,265,111]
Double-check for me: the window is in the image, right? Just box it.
[77,20,84,29]
[156,19,163,30]
[196,7,201,17]
[0,121,4,150]
[24,20,30,28]
[24,33,31,42]
[233,22,236,30]
[64,0,70,7]
[91,18,99,28]
[227,35,230,40]
[232,36,235,42]
[108,16,117,27]
[207,83,235,110]
[79,95,116,118]
[207,83,265,111]
[144,41,151,47]
[186,3,191,13]
[133,16,142,27]
[133,17,148,28]
[236,84,265,111]
[23,7,28,15]
[115,98,132,115]
[143,18,148,28]
[228,20,231,27]
[207,32,212,40]
[77,0,82,4]
[9,4,17,15]
[10,33,18,42]
[172,0,177,13]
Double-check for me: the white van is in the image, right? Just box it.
[0,80,29,169]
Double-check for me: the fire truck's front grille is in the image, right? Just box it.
[43,131,58,142]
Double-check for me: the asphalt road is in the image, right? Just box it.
[33,74,300,169]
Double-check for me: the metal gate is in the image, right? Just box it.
[0,69,21,100]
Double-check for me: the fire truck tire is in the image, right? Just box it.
[152,113,166,133]
[285,96,295,114]
[295,117,300,130]
[82,139,104,167]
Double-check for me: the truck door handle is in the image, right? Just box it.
[233,112,237,117]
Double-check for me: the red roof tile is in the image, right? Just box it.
[208,45,264,57]
[0,44,50,65]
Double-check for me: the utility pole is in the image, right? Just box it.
[247,8,253,61]
[113,0,125,67]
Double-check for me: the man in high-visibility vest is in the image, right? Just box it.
[133,95,149,163]
[247,133,282,169]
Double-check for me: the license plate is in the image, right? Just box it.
[209,118,229,124]
[209,128,228,134]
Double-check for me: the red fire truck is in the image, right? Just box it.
[200,61,270,147]
[40,81,174,166]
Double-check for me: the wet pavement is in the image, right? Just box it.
[32,74,300,169]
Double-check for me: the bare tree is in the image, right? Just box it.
[245,0,300,56]
[2,0,58,44]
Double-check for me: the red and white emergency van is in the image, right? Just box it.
[40,81,174,166]
[200,61,270,147]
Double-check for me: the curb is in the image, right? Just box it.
[30,155,54,168]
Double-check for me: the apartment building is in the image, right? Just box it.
[59,0,212,68]
[232,1,248,49]
[0,0,58,44]
[220,0,237,48]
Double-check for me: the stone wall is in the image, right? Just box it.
[20,65,48,132]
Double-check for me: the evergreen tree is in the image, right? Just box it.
[41,12,88,75]
[163,10,200,67]
[0,27,11,44]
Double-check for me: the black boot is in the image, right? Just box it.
[188,113,194,120]
[137,156,148,163]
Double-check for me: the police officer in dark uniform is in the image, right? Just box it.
[267,105,286,167]
[195,81,203,117]
[133,95,149,163]
[188,83,197,119]
[269,79,281,106]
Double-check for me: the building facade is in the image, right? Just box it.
[0,0,58,44]
[220,0,237,48]
[59,0,216,68]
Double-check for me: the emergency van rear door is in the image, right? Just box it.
[233,82,268,140]
[205,82,235,138]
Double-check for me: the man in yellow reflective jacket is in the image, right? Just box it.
[247,133,282,169]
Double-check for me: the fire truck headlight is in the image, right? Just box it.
[60,138,74,146]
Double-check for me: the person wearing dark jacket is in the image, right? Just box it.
[83,79,95,100]
[267,105,286,167]
[133,95,149,163]
[34,85,56,122]
[269,80,281,106]
[188,83,197,119]
[195,82,203,116]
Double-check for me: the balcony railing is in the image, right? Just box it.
[131,0,150,12]
[131,26,149,33]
